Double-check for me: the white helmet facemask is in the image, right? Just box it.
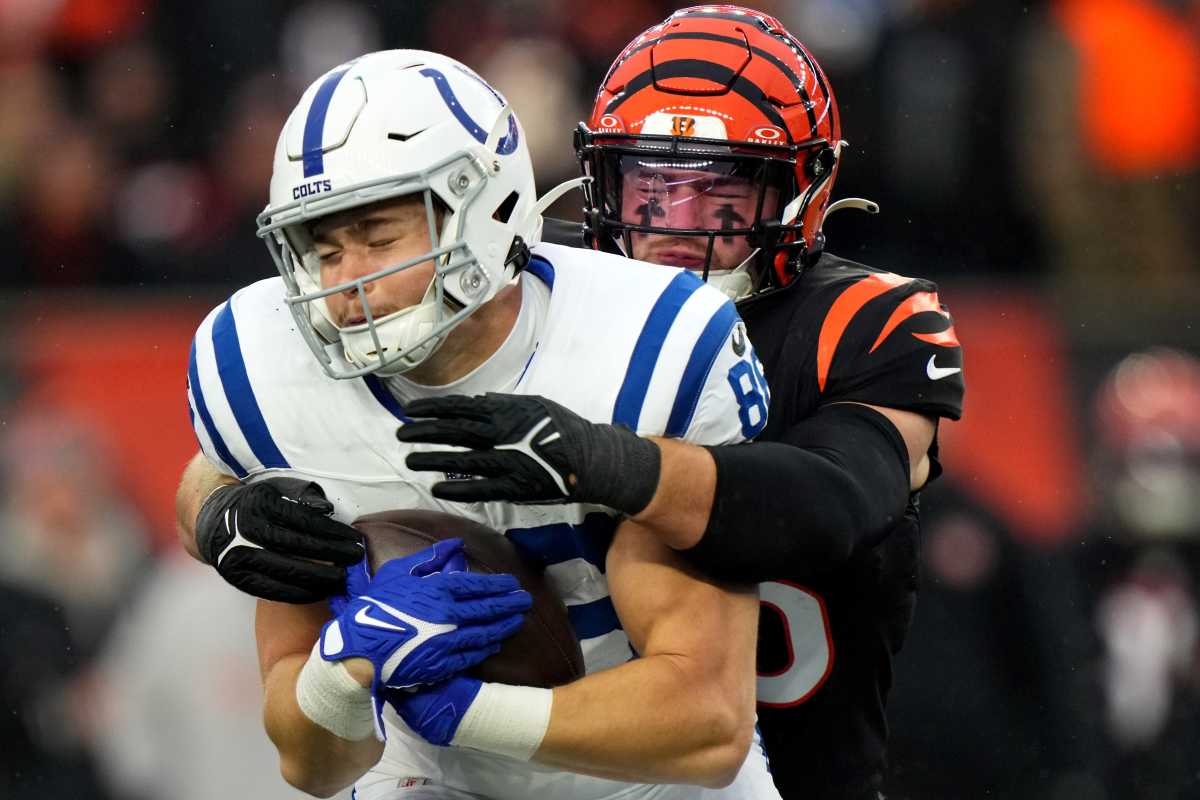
[255,51,540,379]
[260,161,498,378]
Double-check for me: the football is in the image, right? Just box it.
[352,509,585,688]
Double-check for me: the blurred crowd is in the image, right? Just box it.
[1,0,1198,798]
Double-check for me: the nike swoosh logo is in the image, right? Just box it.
[926,355,962,381]
[358,596,457,687]
[354,605,409,633]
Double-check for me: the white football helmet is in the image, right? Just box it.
[255,50,540,378]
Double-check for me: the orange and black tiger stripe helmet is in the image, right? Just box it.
[575,5,842,294]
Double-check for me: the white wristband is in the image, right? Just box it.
[450,682,553,761]
[295,642,376,741]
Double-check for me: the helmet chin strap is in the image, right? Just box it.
[706,248,758,301]
[338,276,448,375]
[706,269,755,301]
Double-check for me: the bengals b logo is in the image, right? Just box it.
[671,116,696,136]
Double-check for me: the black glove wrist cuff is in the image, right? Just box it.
[195,483,241,565]
[578,426,661,515]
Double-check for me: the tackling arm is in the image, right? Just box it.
[636,403,934,574]
[396,391,933,586]
[533,519,759,787]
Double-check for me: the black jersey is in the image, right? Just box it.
[739,252,963,799]
[539,221,966,798]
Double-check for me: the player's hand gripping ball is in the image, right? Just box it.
[319,538,532,691]
[352,510,585,688]
[195,478,364,603]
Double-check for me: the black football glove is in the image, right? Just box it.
[195,478,365,604]
[396,393,661,513]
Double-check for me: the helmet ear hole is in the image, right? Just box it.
[806,147,836,180]
[492,190,520,223]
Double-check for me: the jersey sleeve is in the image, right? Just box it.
[814,273,964,420]
[678,304,771,446]
[185,286,294,479]
[187,302,239,478]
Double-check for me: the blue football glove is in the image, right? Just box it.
[318,539,530,695]
[386,675,483,746]
[328,537,467,617]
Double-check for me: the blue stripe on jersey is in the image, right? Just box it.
[665,299,739,437]
[525,254,555,289]
[188,338,248,478]
[567,597,622,639]
[302,69,350,177]
[514,344,537,389]
[211,302,290,470]
[363,375,411,422]
[505,518,609,571]
[612,270,704,429]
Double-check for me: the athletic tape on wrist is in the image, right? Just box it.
[295,642,376,741]
[451,682,553,761]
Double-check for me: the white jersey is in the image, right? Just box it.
[186,242,777,800]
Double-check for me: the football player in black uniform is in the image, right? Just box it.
[396,7,964,799]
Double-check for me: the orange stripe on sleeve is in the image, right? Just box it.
[816,273,911,392]
[913,328,961,348]
[869,291,959,353]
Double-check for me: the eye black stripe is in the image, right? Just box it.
[604,59,787,132]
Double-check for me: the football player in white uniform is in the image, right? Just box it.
[175,50,778,799]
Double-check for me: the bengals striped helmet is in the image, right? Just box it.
[575,5,841,299]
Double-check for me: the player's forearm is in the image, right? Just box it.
[629,437,716,550]
[685,405,913,583]
[535,634,757,787]
[263,653,383,797]
[175,451,238,560]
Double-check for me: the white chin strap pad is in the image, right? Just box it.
[338,280,446,375]
[706,269,755,301]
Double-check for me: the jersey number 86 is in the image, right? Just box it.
[727,356,769,439]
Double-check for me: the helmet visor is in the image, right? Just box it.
[597,150,793,273]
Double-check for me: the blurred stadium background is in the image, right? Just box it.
[0,1,1197,798]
